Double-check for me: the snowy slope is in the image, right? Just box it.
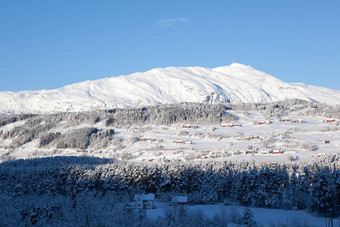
[1,63,340,113]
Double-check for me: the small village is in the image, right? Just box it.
[64,115,340,165]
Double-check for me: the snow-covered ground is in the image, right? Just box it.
[1,63,340,114]
[1,109,339,164]
[146,202,339,226]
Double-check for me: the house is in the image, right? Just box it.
[134,193,155,209]
[326,119,335,123]
[184,140,192,145]
[77,149,85,152]
[291,119,304,123]
[209,153,217,158]
[246,149,257,155]
[272,150,284,154]
[256,120,271,125]
[282,118,291,122]
[221,121,234,127]
[182,124,191,128]
[170,196,188,206]
[317,153,326,157]
[325,140,330,144]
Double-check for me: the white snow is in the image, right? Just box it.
[1,63,340,114]
[146,202,340,226]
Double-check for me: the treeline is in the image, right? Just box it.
[1,156,339,217]
[227,99,340,118]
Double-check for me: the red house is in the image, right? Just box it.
[272,150,284,154]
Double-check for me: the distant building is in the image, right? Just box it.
[272,150,284,154]
[134,193,155,209]
[170,196,188,206]
[221,121,234,127]
[317,153,326,157]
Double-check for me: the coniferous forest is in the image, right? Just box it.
[0,155,339,226]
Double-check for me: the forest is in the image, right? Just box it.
[0,155,339,226]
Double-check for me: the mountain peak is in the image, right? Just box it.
[0,64,339,113]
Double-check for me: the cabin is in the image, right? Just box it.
[147,159,153,162]
[170,196,188,206]
[139,138,147,142]
[324,140,330,144]
[326,119,336,123]
[272,150,284,154]
[282,118,291,122]
[134,193,155,209]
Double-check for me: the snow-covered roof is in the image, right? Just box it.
[134,193,155,201]
[172,196,188,203]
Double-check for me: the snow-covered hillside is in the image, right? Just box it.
[1,63,340,113]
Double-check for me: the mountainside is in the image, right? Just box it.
[1,63,340,113]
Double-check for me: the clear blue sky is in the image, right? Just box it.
[1,0,339,91]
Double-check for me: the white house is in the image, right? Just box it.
[170,196,188,206]
[134,193,155,209]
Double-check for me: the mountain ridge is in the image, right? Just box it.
[1,63,340,113]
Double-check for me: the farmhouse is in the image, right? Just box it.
[326,119,336,123]
[170,196,188,206]
[272,150,284,154]
[134,193,155,209]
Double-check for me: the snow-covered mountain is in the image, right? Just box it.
[1,63,340,113]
